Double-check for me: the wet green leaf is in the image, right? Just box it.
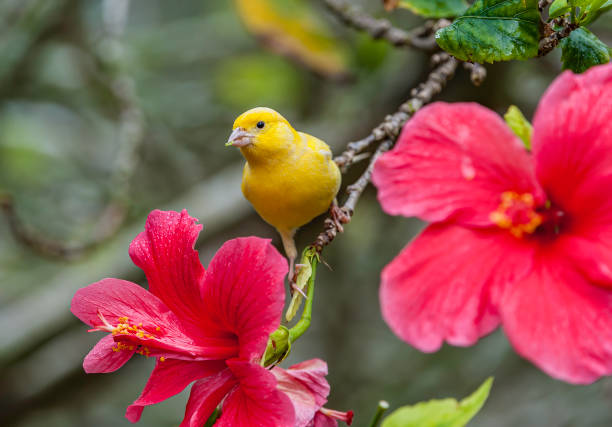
[397,0,469,18]
[435,0,540,63]
[381,378,494,427]
[560,28,611,73]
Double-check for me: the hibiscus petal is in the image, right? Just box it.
[532,63,612,225]
[216,359,295,427]
[560,230,612,289]
[272,359,330,427]
[380,224,534,352]
[372,102,540,226]
[83,334,135,373]
[125,359,226,422]
[129,210,207,328]
[200,237,288,360]
[313,411,338,427]
[180,368,237,427]
[71,279,238,360]
[500,256,612,384]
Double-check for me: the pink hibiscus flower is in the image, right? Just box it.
[71,210,350,426]
[372,63,612,384]
[273,359,354,427]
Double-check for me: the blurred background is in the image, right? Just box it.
[0,0,611,426]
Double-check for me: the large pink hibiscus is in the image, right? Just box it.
[372,63,612,384]
[71,210,349,426]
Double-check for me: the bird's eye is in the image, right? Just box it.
[256,121,265,129]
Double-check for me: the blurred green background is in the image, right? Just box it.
[1,0,611,426]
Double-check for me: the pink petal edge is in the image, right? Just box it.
[380,224,534,352]
[372,102,541,227]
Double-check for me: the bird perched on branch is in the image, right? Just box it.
[227,107,344,281]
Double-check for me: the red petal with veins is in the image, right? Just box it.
[71,279,238,360]
[180,368,237,427]
[129,210,207,330]
[532,63,612,287]
[381,224,533,352]
[83,334,136,374]
[500,254,612,384]
[200,237,288,360]
[126,358,226,422]
[372,102,541,227]
[216,359,295,427]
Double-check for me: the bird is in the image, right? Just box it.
[226,107,344,282]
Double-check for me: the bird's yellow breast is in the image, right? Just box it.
[241,132,340,232]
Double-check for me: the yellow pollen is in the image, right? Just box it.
[160,357,166,362]
[102,316,160,341]
[112,342,135,352]
[490,191,543,238]
[136,346,151,357]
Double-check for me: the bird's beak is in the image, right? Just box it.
[226,127,254,147]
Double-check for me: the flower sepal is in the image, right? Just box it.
[262,325,291,367]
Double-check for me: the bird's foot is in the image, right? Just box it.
[330,203,351,233]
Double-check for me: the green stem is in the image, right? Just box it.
[368,401,390,427]
[288,252,318,342]
[203,408,220,427]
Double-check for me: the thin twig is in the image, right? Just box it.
[315,54,459,252]
[462,62,487,86]
[322,0,444,51]
[538,18,579,56]
[334,53,459,171]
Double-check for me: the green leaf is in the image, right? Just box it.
[435,0,540,63]
[578,0,612,24]
[560,28,611,73]
[504,105,533,150]
[549,0,571,18]
[381,378,494,427]
[397,0,469,18]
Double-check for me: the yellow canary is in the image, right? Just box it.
[227,107,341,279]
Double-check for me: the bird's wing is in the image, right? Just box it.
[299,132,333,161]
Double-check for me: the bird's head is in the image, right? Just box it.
[227,107,298,162]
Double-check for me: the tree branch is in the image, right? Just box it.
[462,62,487,86]
[334,53,458,171]
[538,18,579,56]
[314,53,458,252]
[322,0,444,51]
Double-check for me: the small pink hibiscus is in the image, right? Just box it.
[273,359,354,427]
[372,62,612,384]
[71,210,350,426]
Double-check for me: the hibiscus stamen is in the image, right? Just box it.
[489,191,543,238]
[88,311,160,342]
[320,407,354,425]
[112,342,136,352]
